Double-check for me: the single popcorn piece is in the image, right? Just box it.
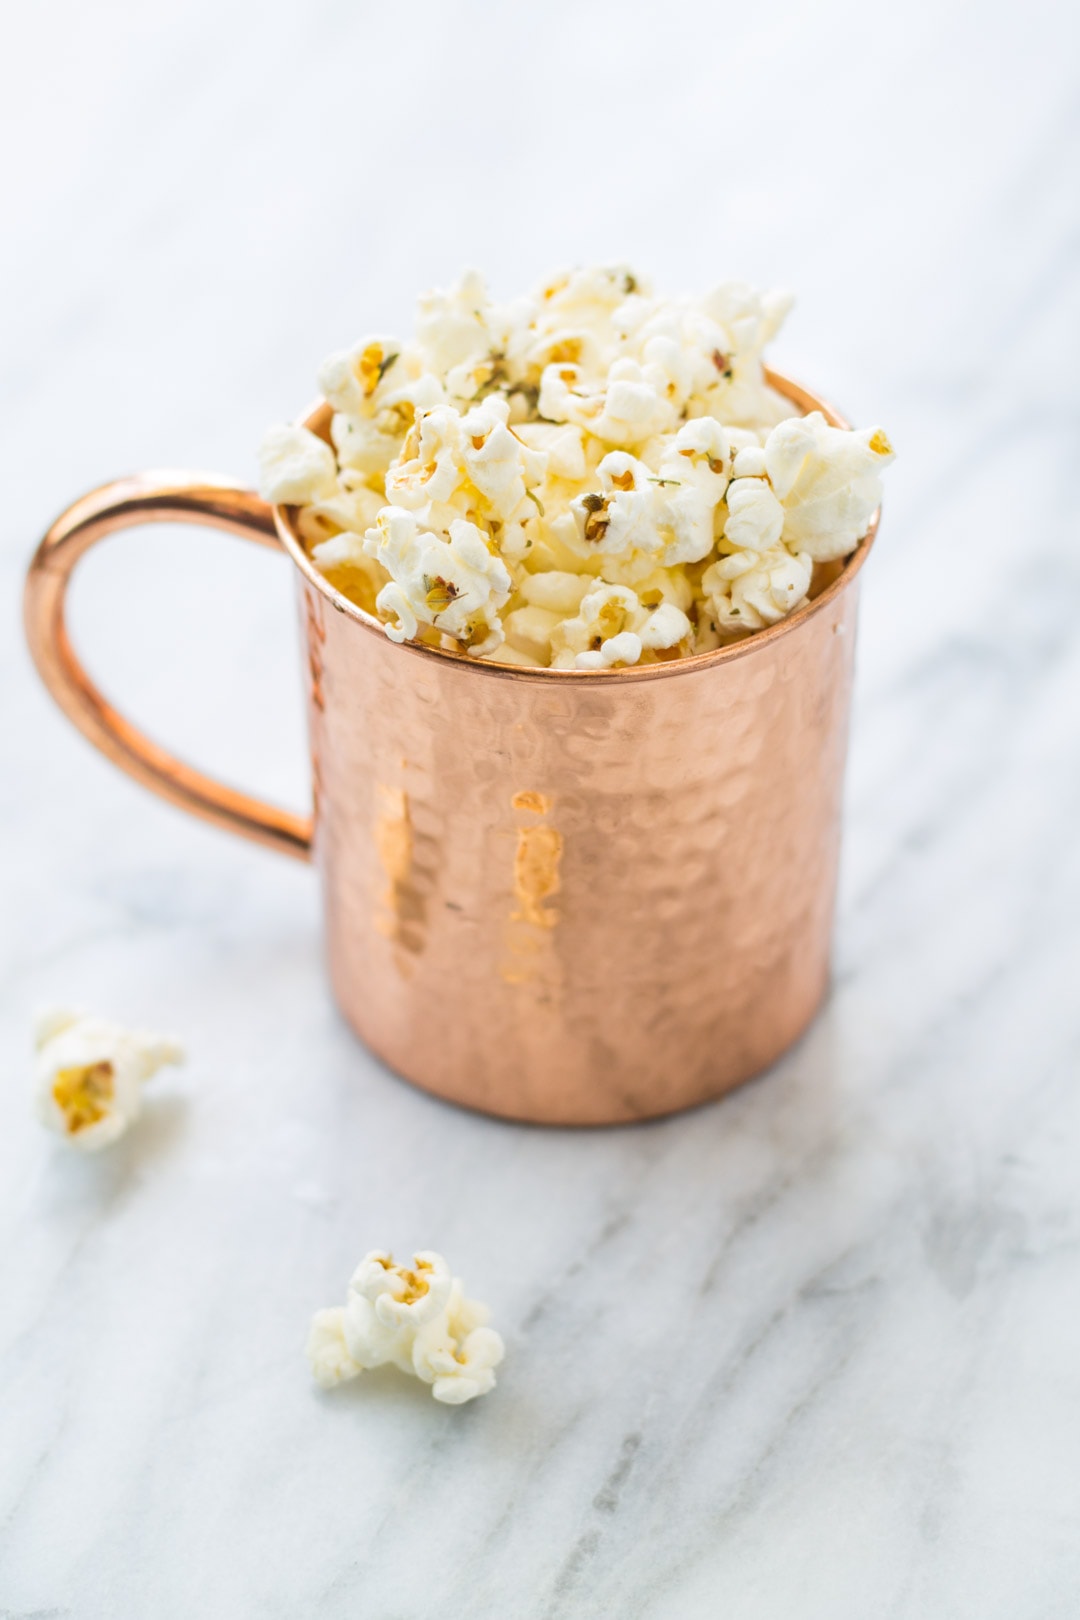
[550,583,646,669]
[296,485,385,551]
[569,455,661,562]
[307,1250,504,1405]
[411,1278,506,1405]
[722,476,786,552]
[702,544,814,633]
[306,1308,362,1390]
[342,1249,454,1374]
[640,600,693,651]
[513,421,588,482]
[763,411,896,561]
[384,404,465,510]
[502,604,565,662]
[363,507,512,654]
[316,335,403,416]
[258,424,338,504]
[34,1008,184,1151]
[265,266,894,662]
[459,395,548,519]
[518,570,592,614]
[415,269,492,374]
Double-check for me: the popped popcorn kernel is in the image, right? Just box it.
[306,1308,362,1390]
[259,424,338,505]
[411,1279,505,1405]
[265,268,893,663]
[34,1008,184,1151]
[317,336,402,415]
[308,1250,504,1405]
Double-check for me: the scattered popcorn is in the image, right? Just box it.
[307,1250,504,1405]
[261,268,894,663]
[410,1279,505,1405]
[34,1008,184,1151]
[306,1308,362,1389]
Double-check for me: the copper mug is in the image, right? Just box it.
[24,371,877,1125]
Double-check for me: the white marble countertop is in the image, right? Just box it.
[3,2,1080,1614]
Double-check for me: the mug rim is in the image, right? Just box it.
[272,367,879,684]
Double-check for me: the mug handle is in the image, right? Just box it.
[23,471,313,862]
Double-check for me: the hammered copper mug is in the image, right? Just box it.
[24,371,877,1125]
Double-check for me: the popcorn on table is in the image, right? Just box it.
[34,1009,184,1151]
[260,267,895,667]
[307,1250,505,1405]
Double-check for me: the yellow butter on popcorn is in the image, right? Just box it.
[33,1008,184,1151]
[306,1249,504,1406]
[260,267,894,666]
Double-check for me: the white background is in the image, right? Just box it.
[2,2,1079,1616]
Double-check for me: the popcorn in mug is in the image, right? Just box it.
[259,267,894,668]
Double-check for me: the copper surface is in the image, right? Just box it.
[25,373,877,1124]
[24,474,313,860]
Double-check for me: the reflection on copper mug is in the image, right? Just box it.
[24,372,877,1125]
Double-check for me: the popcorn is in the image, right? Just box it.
[702,545,813,634]
[384,405,465,510]
[514,421,587,482]
[343,1249,453,1372]
[459,396,548,519]
[550,583,646,669]
[537,362,599,432]
[640,600,693,651]
[410,1279,505,1405]
[296,485,385,550]
[722,476,786,552]
[518,570,592,614]
[620,565,694,612]
[592,358,678,444]
[415,269,492,374]
[266,267,894,663]
[306,1308,361,1389]
[317,336,403,416]
[330,413,409,479]
[34,1008,184,1151]
[570,457,659,561]
[259,424,338,504]
[307,1250,504,1405]
[652,418,731,566]
[503,604,564,662]
[577,629,642,670]
[363,507,512,654]
[764,412,895,562]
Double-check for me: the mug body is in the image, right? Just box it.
[298,565,859,1125]
[25,372,871,1125]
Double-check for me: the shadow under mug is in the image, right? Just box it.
[24,370,877,1125]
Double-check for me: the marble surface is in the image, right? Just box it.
[3,2,1080,1614]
